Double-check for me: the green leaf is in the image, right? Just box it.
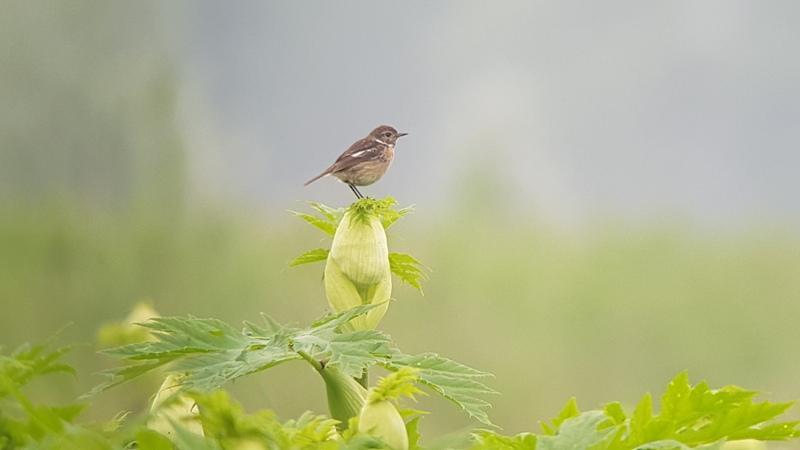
[324,331,392,378]
[406,415,424,450]
[290,248,330,267]
[471,430,537,450]
[540,397,580,435]
[96,317,301,393]
[1,342,75,397]
[135,429,174,450]
[95,305,387,394]
[604,401,627,425]
[537,411,615,450]
[292,211,338,236]
[658,371,692,423]
[306,303,385,334]
[389,252,428,293]
[618,373,800,448]
[383,352,497,427]
[479,373,800,450]
[381,205,413,230]
[307,201,344,223]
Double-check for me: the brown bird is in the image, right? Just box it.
[304,125,408,198]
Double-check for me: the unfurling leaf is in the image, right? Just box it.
[389,252,428,293]
[290,248,330,267]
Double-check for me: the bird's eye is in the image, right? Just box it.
[383,132,392,138]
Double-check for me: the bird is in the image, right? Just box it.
[304,125,408,199]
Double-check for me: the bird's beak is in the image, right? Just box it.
[397,132,408,138]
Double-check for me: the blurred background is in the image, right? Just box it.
[1,0,799,443]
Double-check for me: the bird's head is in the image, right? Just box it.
[369,125,408,145]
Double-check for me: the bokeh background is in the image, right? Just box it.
[2,0,799,443]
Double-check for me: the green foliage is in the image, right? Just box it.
[346,197,412,229]
[388,253,428,294]
[189,390,342,449]
[95,305,496,427]
[291,248,330,267]
[367,368,423,404]
[0,341,75,395]
[5,196,800,449]
[382,353,497,427]
[292,211,339,237]
[471,430,537,450]
[93,316,300,394]
[471,372,800,450]
[403,414,425,450]
[0,342,116,449]
[3,324,800,450]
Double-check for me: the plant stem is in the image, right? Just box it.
[297,350,323,371]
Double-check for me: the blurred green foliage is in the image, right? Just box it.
[1,203,799,440]
[0,0,184,213]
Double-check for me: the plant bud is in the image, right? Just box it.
[324,207,392,330]
[358,399,408,450]
[319,365,368,428]
[148,374,204,439]
[97,301,160,347]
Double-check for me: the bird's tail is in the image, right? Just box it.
[304,169,330,186]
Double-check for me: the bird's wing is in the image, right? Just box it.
[329,138,383,172]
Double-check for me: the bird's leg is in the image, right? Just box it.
[348,184,363,199]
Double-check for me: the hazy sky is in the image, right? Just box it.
[177,1,800,227]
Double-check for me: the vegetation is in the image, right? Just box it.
[1,199,798,449]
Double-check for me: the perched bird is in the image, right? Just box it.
[304,125,408,198]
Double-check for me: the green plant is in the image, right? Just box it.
[1,197,798,449]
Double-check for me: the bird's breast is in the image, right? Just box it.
[380,146,395,162]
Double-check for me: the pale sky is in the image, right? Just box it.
[176,1,800,228]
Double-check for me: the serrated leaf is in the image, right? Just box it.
[537,411,615,450]
[605,401,627,425]
[381,205,413,230]
[540,397,580,435]
[618,373,800,448]
[307,303,384,334]
[383,352,497,427]
[95,317,301,393]
[406,415,424,450]
[95,305,388,395]
[244,312,294,337]
[293,305,392,377]
[472,430,537,450]
[659,371,691,423]
[292,211,338,236]
[628,393,655,444]
[307,201,344,223]
[290,248,330,267]
[728,420,800,440]
[1,342,75,396]
[326,331,392,378]
[389,252,428,293]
